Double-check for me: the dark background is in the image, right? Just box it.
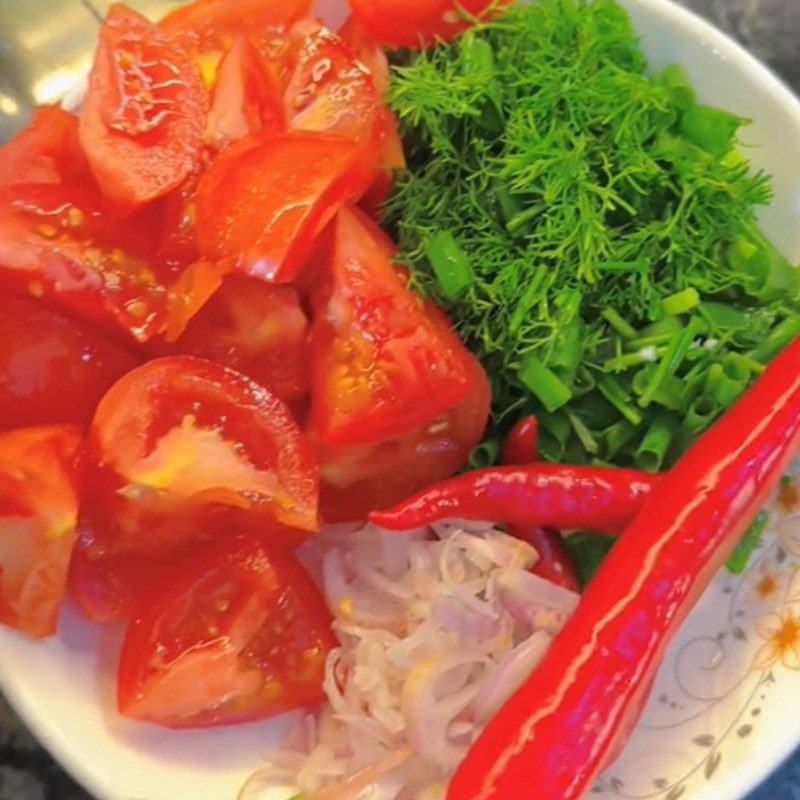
[0,0,799,798]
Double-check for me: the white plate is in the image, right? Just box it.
[2,1,800,799]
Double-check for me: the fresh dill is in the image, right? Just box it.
[386,0,800,471]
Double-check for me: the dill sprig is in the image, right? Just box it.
[387,0,800,469]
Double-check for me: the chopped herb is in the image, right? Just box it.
[387,0,800,471]
[726,511,770,575]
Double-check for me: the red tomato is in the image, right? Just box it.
[196,132,376,283]
[0,183,169,343]
[283,21,383,145]
[80,356,319,561]
[205,36,284,148]
[347,0,507,48]
[117,533,335,728]
[0,293,140,430]
[160,0,312,54]
[68,548,171,623]
[338,16,390,97]
[318,344,490,521]
[0,426,82,638]
[0,107,90,188]
[162,275,310,403]
[154,171,204,272]
[308,204,476,447]
[80,4,206,208]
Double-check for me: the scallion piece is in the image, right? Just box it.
[750,316,800,363]
[468,438,501,469]
[601,308,637,340]
[519,356,572,412]
[635,413,675,472]
[596,374,643,426]
[424,231,474,299]
[638,317,703,409]
[662,288,700,316]
[726,511,770,575]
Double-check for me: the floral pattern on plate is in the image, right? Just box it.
[593,466,800,800]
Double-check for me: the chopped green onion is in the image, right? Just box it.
[750,316,800,363]
[604,420,638,460]
[596,374,643,426]
[566,410,599,455]
[468,438,501,469]
[699,301,750,333]
[601,308,637,339]
[680,105,746,156]
[638,317,703,408]
[635,413,675,472]
[705,363,745,408]
[726,511,770,575]
[424,231,474,299]
[519,356,572,412]
[537,411,572,461]
[685,395,719,435]
[662,288,700,316]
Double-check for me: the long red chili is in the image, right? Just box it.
[448,335,800,800]
[370,464,661,535]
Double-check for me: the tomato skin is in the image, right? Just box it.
[318,347,490,522]
[308,205,475,448]
[80,4,206,209]
[117,533,335,728]
[80,356,319,562]
[0,293,141,431]
[196,132,376,283]
[0,107,90,188]
[0,426,83,638]
[161,275,310,403]
[347,0,507,48]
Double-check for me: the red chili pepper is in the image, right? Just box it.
[448,335,800,800]
[370,465,661,535]
[499,416,580,592]
[509,525,581,592]
[501,416,539,466]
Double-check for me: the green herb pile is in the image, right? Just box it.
[386,0,800,472]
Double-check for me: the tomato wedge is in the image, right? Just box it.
[0,293,140,430]
[0,426,82,638]
[117,533,335,728]
[346,0,507,48]
[0,183,169,343]
[68,548,171,623]
[308,205,476,447]
[80,4,206,208]
[283,21,382,144]
[318,331,491,521]
[205,35,284,147]
[0,107,90,188]
[196,132,375,283]
[338,16,390,97]
[80,356,318,561]
[162,276,310,403]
